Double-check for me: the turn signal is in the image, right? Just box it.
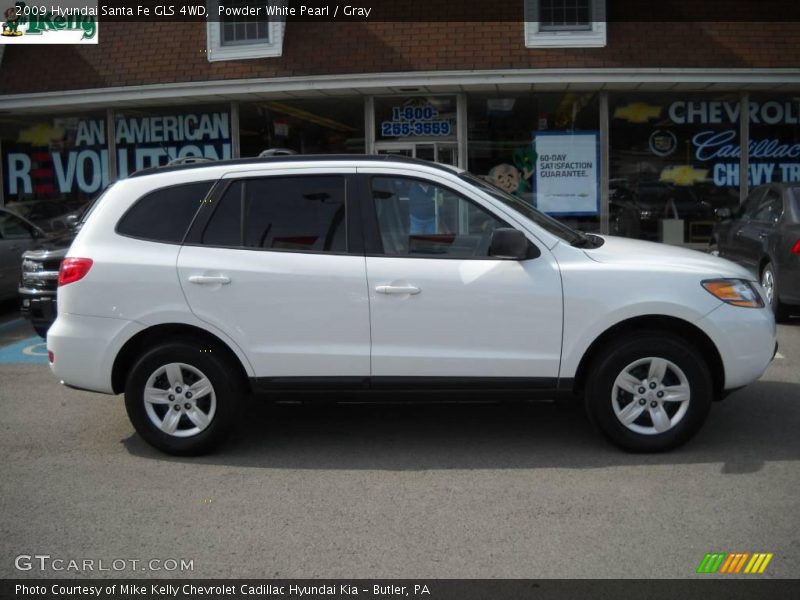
[58,258,93,287]
[702,279,764,308]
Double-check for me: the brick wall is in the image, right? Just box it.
[1,19,799,95]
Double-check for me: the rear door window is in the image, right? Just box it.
[117,181,213,243]
[201,176,347,253]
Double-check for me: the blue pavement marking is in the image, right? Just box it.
[0,336,49,364]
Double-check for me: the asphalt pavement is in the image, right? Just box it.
[0,305,798,579]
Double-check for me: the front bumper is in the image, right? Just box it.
[19,289,57,331]
[697,302,777,390]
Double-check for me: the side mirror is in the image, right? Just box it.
[489,228,535,260]
[715,207,732,220]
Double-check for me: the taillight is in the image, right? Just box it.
[48,351,54,364]
[58,258,93,286]
[792,240,800,254]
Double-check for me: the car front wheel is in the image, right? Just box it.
[124,340,245,455]
[585,333,713,452]
[761,261,789,322]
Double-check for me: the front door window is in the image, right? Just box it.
[370,176,506,257]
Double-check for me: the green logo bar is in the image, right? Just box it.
[697,553,727,573]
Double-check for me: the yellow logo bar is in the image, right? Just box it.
[744,553,774,574]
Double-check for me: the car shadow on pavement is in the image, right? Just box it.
[121,379,800,472]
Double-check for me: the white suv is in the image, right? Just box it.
[49,156,776,455]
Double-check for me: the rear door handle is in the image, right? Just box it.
[188,275,231,285]
[376,284,421,295]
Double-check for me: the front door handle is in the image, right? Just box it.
[376,284,421,295]
[188,275,231,285]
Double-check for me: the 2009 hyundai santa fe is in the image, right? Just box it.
[48,155,777,455]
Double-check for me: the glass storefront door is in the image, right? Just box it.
[371,95,461,167]
[375,142,459,166]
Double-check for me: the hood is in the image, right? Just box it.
[27,230,76,254]
[584,235,754,279]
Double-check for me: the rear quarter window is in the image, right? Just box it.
[791,187,800,219]
[116,181,214,243]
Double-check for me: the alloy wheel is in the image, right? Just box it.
[761,267,775,307]
[611,356,691,435]
[143,362,217,438]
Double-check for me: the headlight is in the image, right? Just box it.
[702,279,764,308]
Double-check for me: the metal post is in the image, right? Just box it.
[364,96,375,155]
[106,108,117,183]
[599,91,610,234]
[739,92,750,205]
[231,101,241,158]
[457,93,468,170]
[0,139,4,208]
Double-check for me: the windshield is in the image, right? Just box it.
[5,203,33,218]
[459,172,585,245]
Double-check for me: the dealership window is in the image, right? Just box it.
[524,0,606,47]
[206,1,285,61]
[609,93,741,245]
[747,94,800,187]
[113,104,232,176]
[238,99,365,157]
[0,111,107,217]
[467,92,600,233]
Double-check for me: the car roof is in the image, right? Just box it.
[129,154,463,179]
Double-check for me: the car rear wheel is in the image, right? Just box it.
[761,262,789,322]
[124,340,245,455]
[585,332,713,452]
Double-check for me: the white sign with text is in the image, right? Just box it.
[535,132,599,215]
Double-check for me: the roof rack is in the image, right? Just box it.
[165,156,216,167]
[130,154,460,178]
[258,148,298,157]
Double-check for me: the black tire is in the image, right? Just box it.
[761,262,790,322]
[33,325,49,339]
[585,332,713,452]
[124,339,245,455]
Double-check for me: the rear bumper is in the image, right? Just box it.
[697,303,777,390]
[48,312,144,394]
